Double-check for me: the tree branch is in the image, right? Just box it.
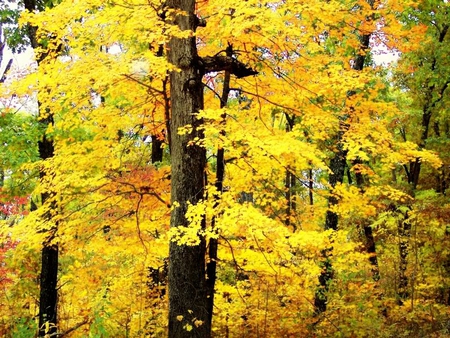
[200,55,258,78]
[0,58,12,83]
[47,320,89,337]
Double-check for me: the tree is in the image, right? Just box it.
[166,1,257,335]
[21,0,62,334]
[1,0,449,337]
[165,0,209,336]
[390,0,450,307]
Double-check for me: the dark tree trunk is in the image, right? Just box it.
[397,215,411,303]
[166,0,209,336]
[23,0,59,335]
[398,25,449,304]
[354,160,380,282]
[284,115,297,229]
[151,134,164,163]
[37,126,58,336]
[284,170,294,227]
[308,169,314,206]
[313,144,346,315]
[165,3,256,334]
[38,245,58,335]
[364,224,380,281]
[206,44,232,330]
[314,257,333,314]
[314,3,373,314]
[324,146,347,232]
[151,41,168,163]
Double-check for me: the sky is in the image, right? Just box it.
[1,47,34,77]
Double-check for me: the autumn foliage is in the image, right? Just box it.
[0,0,449,337]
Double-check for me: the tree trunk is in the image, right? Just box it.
[324,147,347,232]
[23,0,59,334]
[38,245,58,335]
[37,122,58,336]
[354,160,380,282]
[151,134,164,163]
[397,214,411,303]
[166,0,210,336]
[314,140,346,315]
[308,169,314,207]
[165,3,256,334]
[284,115,297,230]
[314,1,374,314]
[151,42,168,164]
[398,25,448,304]
[206,44,232,330]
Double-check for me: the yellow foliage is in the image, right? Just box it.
[1,0,448,336]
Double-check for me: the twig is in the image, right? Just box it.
[47,320,89,337]
[0,59,13,83]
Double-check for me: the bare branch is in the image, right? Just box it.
[47,320,89,337]
[0,59,13,83]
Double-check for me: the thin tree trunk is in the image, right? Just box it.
[397,213,411,303]
[313,144,345,315]
[37,122,58,336]
[206,52,231,330]
[151,135,164,163]
[23,0,59,334]
[284,114,297,229]
[354,160,380,281]
[151,43,168,163]
[314,0,374,315]
[398,25,449,304]
[284,170,297,228]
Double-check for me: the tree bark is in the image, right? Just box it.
[151,134,164,163]
[23,0,59,335]
[205,44,232,331]
[165,3,256,334]
[166,0,209,336]
[38,244,58,335]
[37,122,58,336]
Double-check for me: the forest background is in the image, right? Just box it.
[0,0,449,337]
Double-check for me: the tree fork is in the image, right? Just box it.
[165,1,257,333]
